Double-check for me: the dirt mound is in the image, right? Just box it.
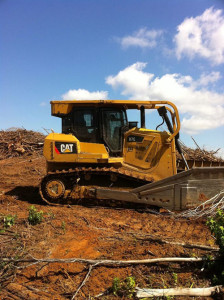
[0,128,45,160]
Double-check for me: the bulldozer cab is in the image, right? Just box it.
[61,106,128,156]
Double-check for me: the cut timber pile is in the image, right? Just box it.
[0,128,45,160]
[180,144,224,162]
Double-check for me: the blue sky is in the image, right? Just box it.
[1,0,224,156]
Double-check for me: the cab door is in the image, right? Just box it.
[101,108,128,156]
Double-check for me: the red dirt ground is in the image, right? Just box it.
[0,154,219,299]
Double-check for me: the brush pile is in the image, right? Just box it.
[181,145,224,162]
[0,128,223,164]
[176,189,224,218]
[0,128,45,160]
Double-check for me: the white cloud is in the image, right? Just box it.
[106,62,154,99]
[62,88,108,100]
[40,102,47,106]
[117,27,163,49]
[106,62,224,134]
[174,7,224,65]
[196,72,221,86]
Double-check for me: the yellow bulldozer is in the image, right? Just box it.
[40,100,224,210]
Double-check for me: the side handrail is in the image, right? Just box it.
[142,100,180,142]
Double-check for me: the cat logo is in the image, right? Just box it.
[60,144,73,153]
[55,142,77,154]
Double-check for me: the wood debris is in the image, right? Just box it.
[178,141,224,163]
[0,128,45,160]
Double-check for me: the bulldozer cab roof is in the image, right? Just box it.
[51,99,178,116]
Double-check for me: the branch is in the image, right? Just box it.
[134,234,219,251]
[71,264,97,299]
[2,256,212,267]
[136,285,223,298]
[23,140,43,146]
[191,136,202,150]
[177,190,224,219]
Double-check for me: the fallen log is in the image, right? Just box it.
[136,285,223,298]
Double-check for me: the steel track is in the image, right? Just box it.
[40,166,154,205]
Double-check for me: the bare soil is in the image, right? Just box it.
[0,154,219,299]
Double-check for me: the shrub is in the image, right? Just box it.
[3,214,17,228]
[111,276,135,298]
[112,277,121,296]
[172,272,178,286]
[207,209,224,284]
[207,209,224,255]
[28,205,44,225]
